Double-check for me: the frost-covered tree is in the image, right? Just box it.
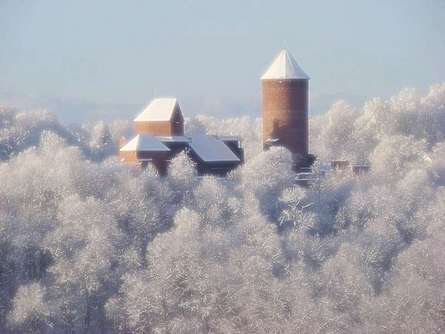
[168,151,197,195]
[311,100,358,161]
[239,146,294,221]
[88,121,117,160]
[0,83,444,333]
[8,283,50,333]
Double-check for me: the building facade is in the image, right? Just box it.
[134,98,184,137]
[120,98,243,176]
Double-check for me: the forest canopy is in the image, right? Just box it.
[1,84,445,333]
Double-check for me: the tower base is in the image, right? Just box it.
[293,153,316,172]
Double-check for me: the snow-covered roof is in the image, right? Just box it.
[189,135,240,163]
[261,49,309,80]
[134,98,180,122]
[158,136,191,143]
[218,136,241,142]
[120,134,170,152]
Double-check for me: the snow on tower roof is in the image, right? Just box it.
[134,98,180,122]
[189,135,240,163]
[120,134,170,152]
[261,49,309,80]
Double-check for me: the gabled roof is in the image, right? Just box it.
[189,135,240,163]
[261,49,309,80]
[134,98,181,122]
[120,134,170,152]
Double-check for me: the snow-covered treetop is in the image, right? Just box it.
[261,49,309,80]
[1,83,445,334]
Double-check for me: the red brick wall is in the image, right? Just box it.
[135,121,173,136]
[134,105,184,137]
[119,151,139,164]
[262,79,308,156]
[120,150,171,175]
[171,107,184,136]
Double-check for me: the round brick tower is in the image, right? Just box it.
[262,49,309,161]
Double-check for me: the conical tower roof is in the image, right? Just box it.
[261,49,309,80]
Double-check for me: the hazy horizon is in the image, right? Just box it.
[1,0,445,122]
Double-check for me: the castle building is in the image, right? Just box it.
[134,98,184,136]
[119,98,243,175]
[119,50,317,175]
[261,49,313,168]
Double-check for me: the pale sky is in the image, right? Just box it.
[1,0,444,122]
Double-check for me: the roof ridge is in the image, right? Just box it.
[134,97,180,122]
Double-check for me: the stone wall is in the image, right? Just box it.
[262,79,308,156]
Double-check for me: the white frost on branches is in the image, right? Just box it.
[0,83,445,333]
